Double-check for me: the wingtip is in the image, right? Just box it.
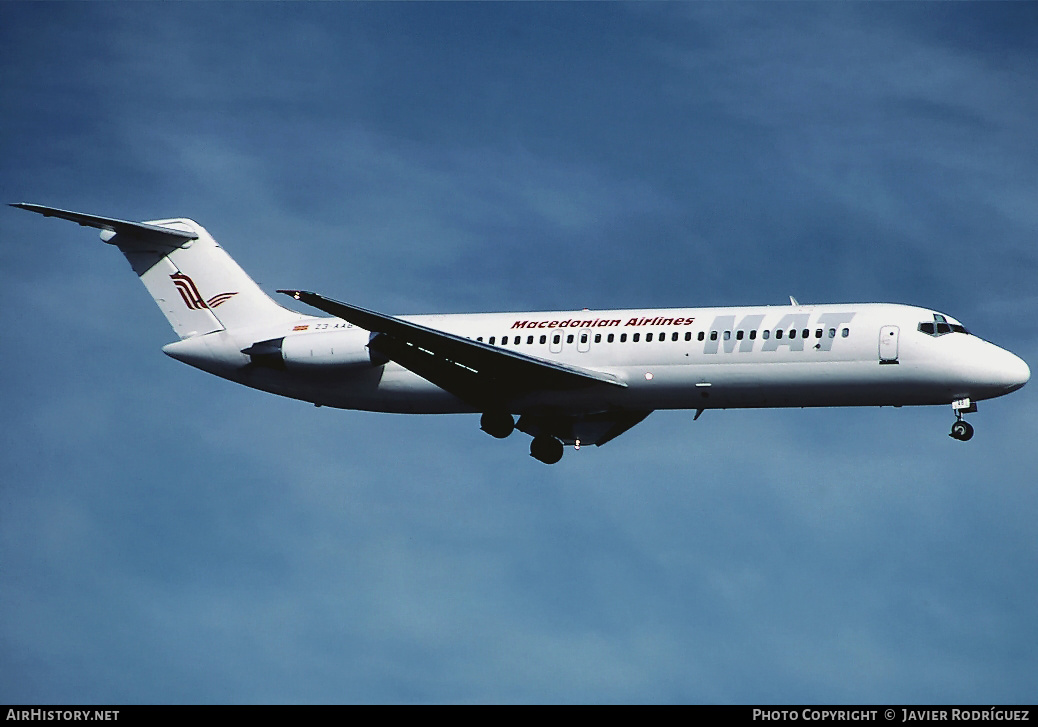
[11,203,56,216]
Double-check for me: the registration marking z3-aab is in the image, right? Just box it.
[14,203,1029,464]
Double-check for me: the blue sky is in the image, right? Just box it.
[1,2,1036,704]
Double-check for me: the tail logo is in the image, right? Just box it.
[170,273,238,310]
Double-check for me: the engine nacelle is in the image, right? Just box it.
[242,329,387,371]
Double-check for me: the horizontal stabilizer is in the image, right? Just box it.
[11,203,198,247]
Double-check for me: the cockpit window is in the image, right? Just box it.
[918,314,969,337]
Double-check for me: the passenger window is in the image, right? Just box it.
[489,336,496,344]
[698,332,705,341]
[841,328,849,338]
[789,329,796,339]
[620,333,627,342]
[646,333,654,342]
[552,334,561,345]
[580,333,588,344]
[736,330,744,340]
[828,328,836,338]
[633,333,640,342]
[540,335,547,344]
[763,330,770,340]
[749,330,757,340]
[501,337,507,345]
[594,333,601,343]
[514,336,520,345]
[527,335,534,345]
[802,329,809,339]
[607,333,615,343]
[776,330,783,339]
[710,331,718,341]
[685,332,692,341]
[567,334,574,344]
[723,331,731,341]
[815,329,822,339]
[672,332,679,342]
[477,336,484,342]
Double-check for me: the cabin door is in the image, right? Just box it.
[879,325,900,363]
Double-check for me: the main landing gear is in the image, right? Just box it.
[480,411,515,439]
[529,435,564,465]
[479,411,566,464]
[949,398,976,441]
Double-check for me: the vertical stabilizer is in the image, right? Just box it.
[120,217,303,338]
[11,204,304,339]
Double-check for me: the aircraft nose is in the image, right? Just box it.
[1001,351,1030,393]
[960,342,1029,398]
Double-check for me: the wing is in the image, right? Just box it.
[278,289,626,410]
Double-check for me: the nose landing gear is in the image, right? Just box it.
[949,398,976,441]
[950,419,974,441]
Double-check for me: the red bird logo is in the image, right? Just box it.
[170,272,237,310]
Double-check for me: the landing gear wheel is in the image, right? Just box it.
[950,420,974,441]
[480,411,515,439]
[530,435,564,464]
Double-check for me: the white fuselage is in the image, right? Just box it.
[163,302,1030,417]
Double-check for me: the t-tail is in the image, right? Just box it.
[11,203,302,338]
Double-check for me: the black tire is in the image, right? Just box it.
[480,411,515,439]
[950,420,974,441]
[530,435,564,464]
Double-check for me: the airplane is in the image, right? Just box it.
[12,203,1030,464]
